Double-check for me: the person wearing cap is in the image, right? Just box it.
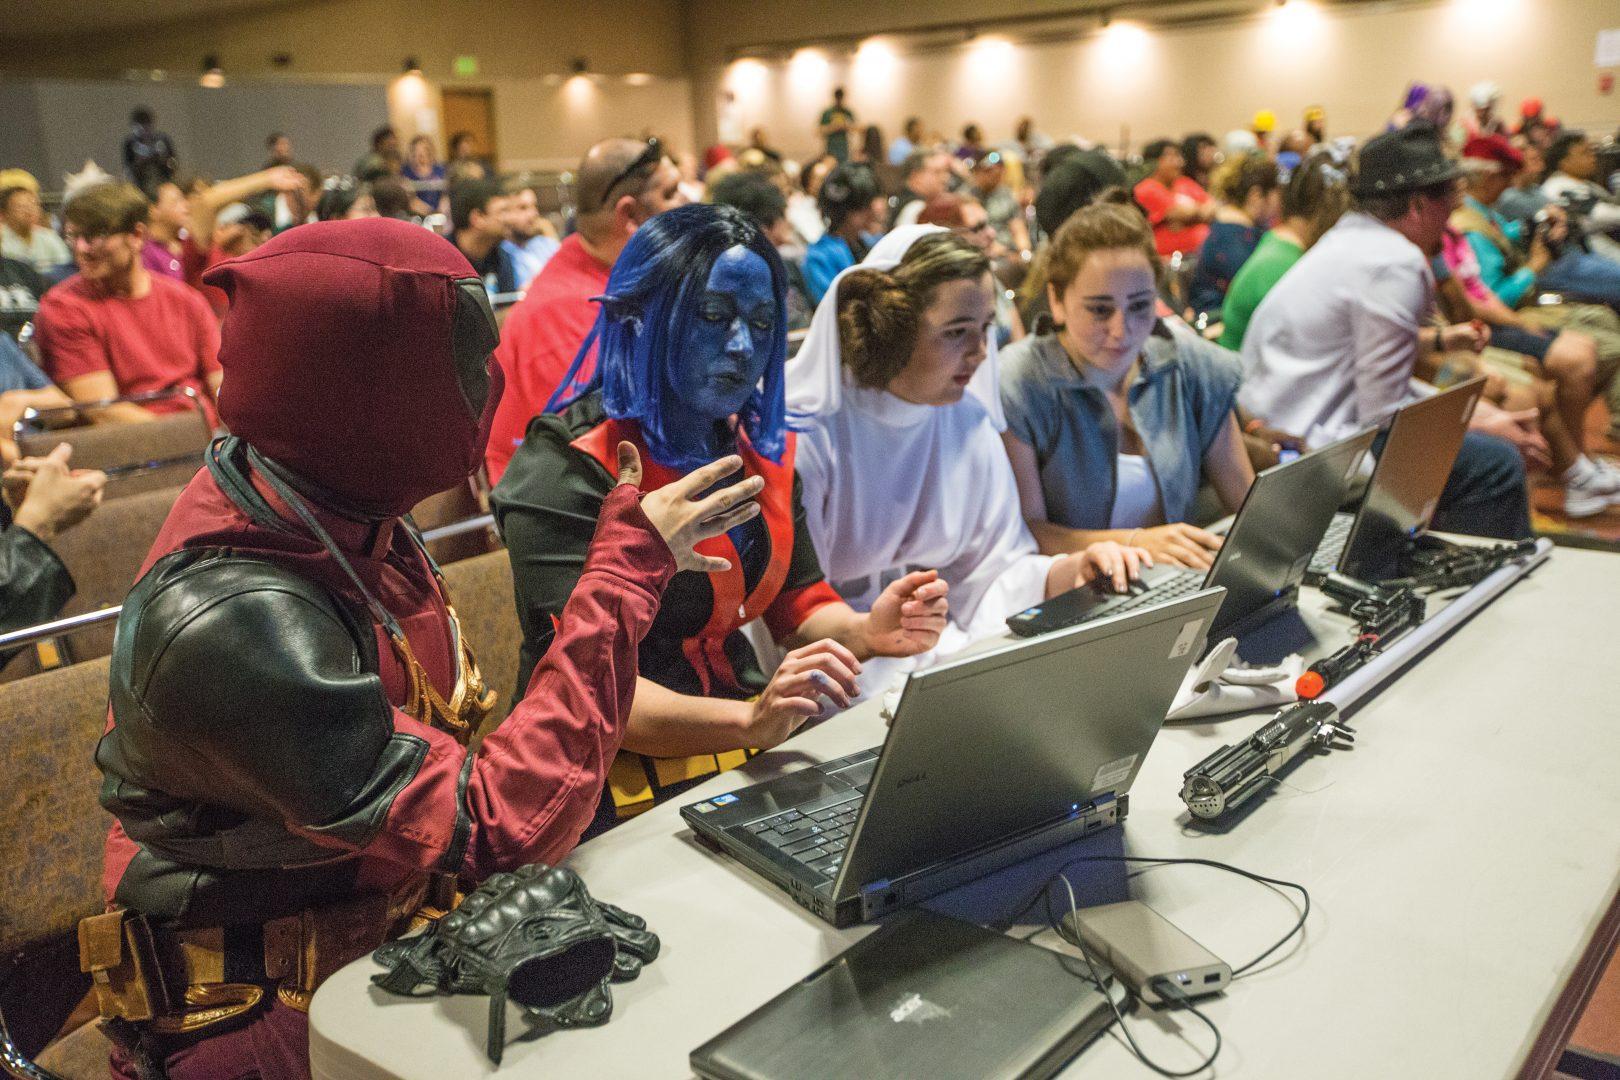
[1541,130,1620,266]
[1251,109,1277,152]
[1239,121,1533,539]
[1304,106,1327,145]
[1466,81,1506,139]
[969,150,1030,258]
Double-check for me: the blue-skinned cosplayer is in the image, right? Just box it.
[492,203,949,828]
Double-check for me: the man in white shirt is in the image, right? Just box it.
[1239,122,1534,538]
[0,186,71,277]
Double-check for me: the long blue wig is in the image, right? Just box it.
[547,203,790,472]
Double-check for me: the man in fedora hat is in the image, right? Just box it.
[1237,121,1534,539]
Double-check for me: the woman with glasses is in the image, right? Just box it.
[492,204,948,829]
[918,193,1025,344]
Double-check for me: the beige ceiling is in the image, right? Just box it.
[4,0,293,40]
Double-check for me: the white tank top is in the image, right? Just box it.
[1108,454,1164,530]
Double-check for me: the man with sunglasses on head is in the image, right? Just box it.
[486,137,688,483]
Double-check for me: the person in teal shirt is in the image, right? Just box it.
[1218,149,1349,351]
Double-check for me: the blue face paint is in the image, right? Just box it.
[666,246,775,426]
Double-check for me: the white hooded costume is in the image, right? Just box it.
[787,226,1054,684]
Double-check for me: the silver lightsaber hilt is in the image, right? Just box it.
[1180,702,1352,821]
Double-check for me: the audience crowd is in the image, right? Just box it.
[3,71,1620,1079]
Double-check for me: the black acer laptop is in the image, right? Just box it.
[691,910,1118,1080]
[1006,429,1377,641]
[1309,377,1486,583]
[681,590,1224,928]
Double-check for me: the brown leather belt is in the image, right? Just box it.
[79,875,450,1034]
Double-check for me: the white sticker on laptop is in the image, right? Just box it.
[1092,754,1138,792]
[1169,618,1204,659]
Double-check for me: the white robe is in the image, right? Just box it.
[794,377,1055,682]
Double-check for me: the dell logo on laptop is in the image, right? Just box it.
[895,771,927,791]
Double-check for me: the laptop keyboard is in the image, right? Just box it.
[1310,511,1354,576]
[744,793,864,878]
[1099,568,1205,616]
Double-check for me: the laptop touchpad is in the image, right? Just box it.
[829,758,877,792]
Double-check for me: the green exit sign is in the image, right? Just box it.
[454,55,479,77]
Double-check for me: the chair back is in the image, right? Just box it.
[439,549,520,742]
[16,396,210,500]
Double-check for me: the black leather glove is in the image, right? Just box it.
[371,863,660,1065]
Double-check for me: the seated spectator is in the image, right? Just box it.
[369,175,415,220]
[786,156,834,246]
[788,226,1142,683]
[194,203,273,317]
[494,205,947,823]
[890,150,953,230]
[0,253,46,341]
[33,182,221,425]
[803,163,883,303]
[315,176,379,221]
[917,193,1024,344]
[859,125,886,168]
[1022,148,1128,327]
[122,107,177,195]
[957,123,987,163]
[448,130,485,181]
[1180,133,1219,190]
[0,443,105,663]
[1495,139,1550,223]
[1015,116,1055,171]
[175,165,303,304]
[0,186,71,277]
[1238,123,1533,539]
[1219,147,1351,351]
[709,170,814,331]
[400,134,448,214]
[263,131,294,168]
[969,151,1031,257]
[1133,138,1214,258]
[889,117,925,166]
[354,125,400,182]
[1000,203,1254,569]
[449,177,515,294]
[748,127,784,165]
[500,182,561,291]
[1456,134,1620,345]
[271,163,323,233]
[1431,228,1617,515]
[1188,155,1281,318]
[1540,131,1620,268]
[486,137,688,483]
[142,179,202,281]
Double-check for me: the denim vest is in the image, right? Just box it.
[999,322,1242,530]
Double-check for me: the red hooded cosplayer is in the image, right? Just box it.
[87,219,678,1079]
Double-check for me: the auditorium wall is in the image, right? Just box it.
[685,0,1620,159]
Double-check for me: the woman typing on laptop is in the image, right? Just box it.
[787,226,1148,690]
[492,205,949,829]
[999,200,1256,571]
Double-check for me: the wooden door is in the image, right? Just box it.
[441,88,498,170]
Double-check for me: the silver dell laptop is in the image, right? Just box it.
[681,589,1224,928]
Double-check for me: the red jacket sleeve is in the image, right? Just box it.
[367,484,675,878]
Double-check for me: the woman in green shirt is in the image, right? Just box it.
[1218,148,1350,351]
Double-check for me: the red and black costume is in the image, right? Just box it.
[490,391,839,819]
[91,220,674,1079]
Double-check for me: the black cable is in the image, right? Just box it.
[1050,873,1221,1078]
[1009,853,1311,978]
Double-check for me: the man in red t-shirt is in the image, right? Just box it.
[1133,139,1214,258]
[35,182,221,426]
[485,137,688,482]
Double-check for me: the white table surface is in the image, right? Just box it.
[310,546,1620,1080]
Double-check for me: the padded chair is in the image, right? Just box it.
[412,477,496,565]
[15,390,211,500]
[0,485,182,683]
[0,657,116,1080]
[439,548,521,742]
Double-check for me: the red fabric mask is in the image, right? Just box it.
[204,218,504,517]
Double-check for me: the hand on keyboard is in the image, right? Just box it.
[1047,540,1155,598]
[1126,523,1223,571]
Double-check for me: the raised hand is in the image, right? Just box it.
[618,442,762,573]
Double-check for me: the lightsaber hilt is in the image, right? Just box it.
[1180,702,1350,820]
